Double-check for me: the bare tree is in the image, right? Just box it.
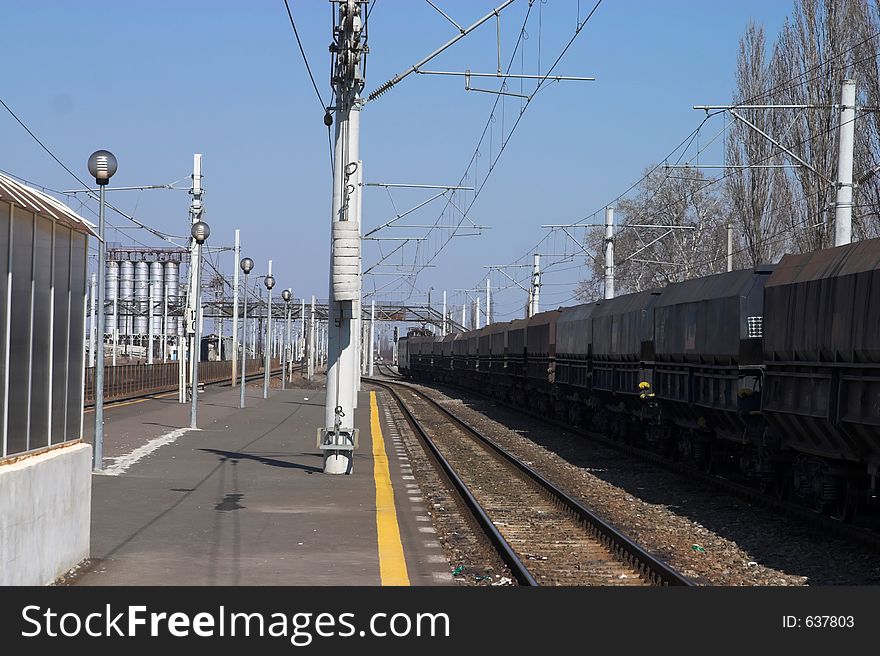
[576,167,727,300]
[724,21,785,266]
[771,0,880,250]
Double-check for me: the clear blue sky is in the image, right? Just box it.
[2,0,793,319]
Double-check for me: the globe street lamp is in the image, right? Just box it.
[239,257,254,409]
[281,288,292,390]
[190,220,210,429]
[263,270,275,399]
[87,149,117,472]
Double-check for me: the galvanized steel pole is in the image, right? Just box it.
[727,224,733,272]
[368,299,375,375]
[263,261,274,400]
[189,243,202,428]
[89,273,96,368]
[239,260,253,408]
[835,79,856,246]
[604,208,614,300]
[231,229,240,385]
[94,184,106,470]
[88,149,117,472]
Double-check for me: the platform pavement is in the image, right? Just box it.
[75,382,453,585]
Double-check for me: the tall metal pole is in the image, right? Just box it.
[263,260,273,400]
[183,154,203,404]
[286,291,293,383]
[835,79,856,247]
[532,253,542,313]
[324,0,367,475]
[94,184,107,470]
[281,291,291,390]
[368,299,375,375]
[162,284,168,363]
[308,295,316,380]
[604,207,614,300]
[442,290,447,336]
[727,223,733,272]
[462,301,466,329]
[476,297,481,329]
[240,271,249,408]
[189,241,203,429]
[112,295,117,368]
[300,298,306,361]
[147,279,154,364]
[231,231,240,385]
[486,278,491,326]
[89,273,96,368]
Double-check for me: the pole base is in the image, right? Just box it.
[323,451,353,474]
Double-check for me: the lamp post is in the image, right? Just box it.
[281,288,291,390]
[87,149,117,472]
[189,220,210,429]
[239,257,254,408]
[263,268,275,399]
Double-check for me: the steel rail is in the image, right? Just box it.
[373,379,538,586]
[368,377,694,586]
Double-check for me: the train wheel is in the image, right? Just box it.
[825,483,859,522]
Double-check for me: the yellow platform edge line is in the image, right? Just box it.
[371,391,410,586]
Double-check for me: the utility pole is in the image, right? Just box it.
[162,284,168,363]
[835,79,856,247]
[530,253,542,314]
[368,299,375,375]
[462,302,466,330]
[89,273,96,368]
[442,290,447,336]
[475,297,481,329]
[231,229,240,385]
[486,278,491,326]
[323,0,367,475]
[604,208,614,300]
[182,154,203,404]
[727,223,733,272]
[263,261,274,400]
[308,295,316,380]
[147,280,154,364]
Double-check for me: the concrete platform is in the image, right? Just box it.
[76,381,451,585]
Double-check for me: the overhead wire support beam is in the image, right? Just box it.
[62,184,185,193]
[363,182,474,190]
[663,164,799,169]
[415,70,596,82]
[366,0,516,102]
[695,105,834,185]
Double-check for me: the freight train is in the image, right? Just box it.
[398,238,880,521]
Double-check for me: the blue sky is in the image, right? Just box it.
[2,0,793,319]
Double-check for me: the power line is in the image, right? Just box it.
[281,0,334,172]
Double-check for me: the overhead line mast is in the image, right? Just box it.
[322,0,368,475]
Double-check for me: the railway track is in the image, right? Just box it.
[84,364,298,409]
[369,376,693,587]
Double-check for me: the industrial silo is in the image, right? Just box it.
[105,260,119,334]
[164,261,180,336]
[150,261,164,335]
[134,261,149,335]
[119,260,134,341]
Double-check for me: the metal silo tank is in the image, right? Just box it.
[164,262,179,336]
[134,261,149,334]
[150,261,164,334]
[119,260,134,339]
[105,261,119,333]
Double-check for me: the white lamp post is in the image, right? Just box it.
[87,149,117,472]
